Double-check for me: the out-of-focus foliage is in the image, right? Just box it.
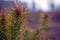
[0,8,51,40]
[0,0,52,40]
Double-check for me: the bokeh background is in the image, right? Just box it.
[0,0,60,40]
